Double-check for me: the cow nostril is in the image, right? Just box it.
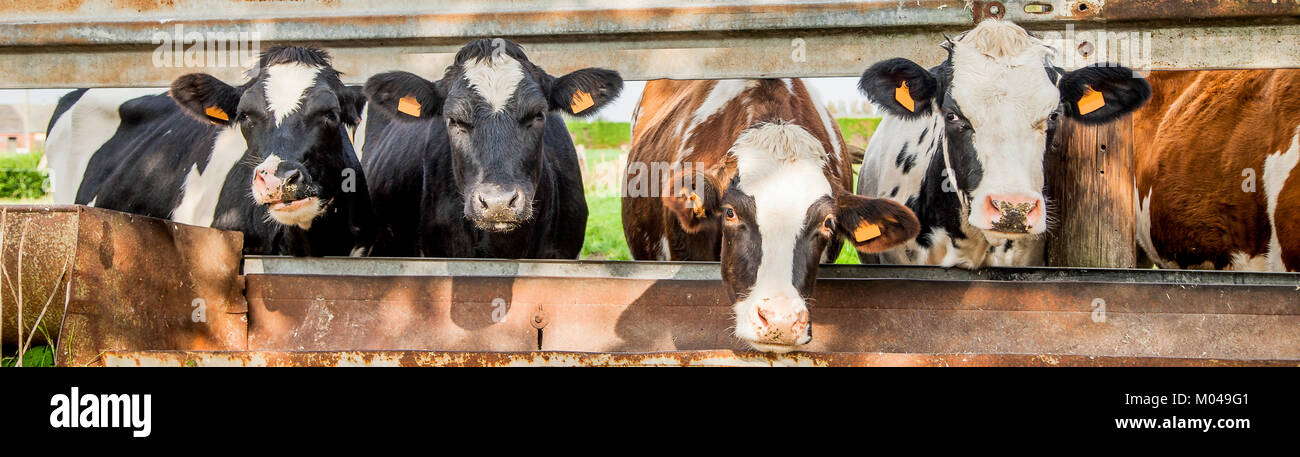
[283,170,301,185]
[508,191,521,208]
[478,195,490,210]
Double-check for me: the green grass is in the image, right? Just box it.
[837,117,881,148]
[566,120,631,149]
[1,345,55,367]
[0,149,49,201]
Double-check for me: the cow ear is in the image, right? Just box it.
[340,85,367,127]
[170,73,240,126]
[662,169,722,233]
[1058,64,1151,124]
[363,71,444,122]
[834,193,920,253]
[859,58,938,118]
[548,68,623,117]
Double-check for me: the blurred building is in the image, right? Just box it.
[0,103,55,154]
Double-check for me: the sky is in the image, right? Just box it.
[0,76,869,125]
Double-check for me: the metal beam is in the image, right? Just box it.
[243,273,1300,361]
[0,1,1296,88]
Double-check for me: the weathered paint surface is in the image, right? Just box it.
[1,0,1299,87]
[0,205,247,366]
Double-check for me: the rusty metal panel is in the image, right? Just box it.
[101,350,1300,367]
[0,1,1298,87]
[243,272,1299,361]
[0,205,247,366]
[246,275,540,351]
[0,206,79,349]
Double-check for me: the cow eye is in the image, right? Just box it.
[1048,112,1060,122]
[448,118,473,131]
[723,207,737,221]
[945,112,961,123]
[821,216,834,235]
[522,112,545,126]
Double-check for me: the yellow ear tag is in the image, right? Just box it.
[895,81,915,113]
[570,90,595,114]
[397,95,422,117]
[854,221,883,243]
[204,106,229,121]
[1077,87,1105,115]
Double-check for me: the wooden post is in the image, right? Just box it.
[1045,115,1137,268]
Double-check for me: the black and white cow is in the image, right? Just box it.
[45,45,374,256]
[360,39,622,258]
[855,19,1151,268]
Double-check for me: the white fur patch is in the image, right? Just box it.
[678,80,758,161]
[462,54,525,112]
[173,125,247,226]
[45,88,164,204]
[264,63,323,126]
[729,123,829,345]
[1135,187,1169,268]
[353,102,369,160]
[1263,126,1300,272]
[950,20,1056,235]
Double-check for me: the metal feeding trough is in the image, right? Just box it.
[3,205,1297,366]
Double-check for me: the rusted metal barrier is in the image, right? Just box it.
[4,207,1296,366]
[0,0,1297,87]
[241,257,1300,364]
[0,205,246,367]
[101,350,1300,367]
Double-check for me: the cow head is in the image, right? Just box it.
[859,19,1150,241]
[363,39,622,232]
[665,122,919,353]
[169,45,368,232]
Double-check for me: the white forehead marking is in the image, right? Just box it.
[730,123,831,295]
[950,20,1059,129]
[264,63,323,126]
[462,54,526,112]
[949,20,1057,201]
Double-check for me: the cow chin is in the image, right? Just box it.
[267,196,325,230]
[473,219,523,233]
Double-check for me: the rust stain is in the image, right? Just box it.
[100,350,1300,367]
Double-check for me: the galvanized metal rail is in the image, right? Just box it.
[1,0,1298,87]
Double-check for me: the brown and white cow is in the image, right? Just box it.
[1134,69,1300,271]
[623,79,920,352]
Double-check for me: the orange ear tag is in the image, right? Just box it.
[204,106,229,121]
[688,192,706,218]
[1077,87,1105,115]
[570,90,595,114]
[397,95,422,117]
[854,221,883,243]
[895,81,915,113]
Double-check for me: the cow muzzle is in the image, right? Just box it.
[252,159,324,229]
[468,183,531,232]
[735,294,812,353]
[975,193,1044,235]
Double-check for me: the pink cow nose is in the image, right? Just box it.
[751,300,811,346]
[984,194,1043,233]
